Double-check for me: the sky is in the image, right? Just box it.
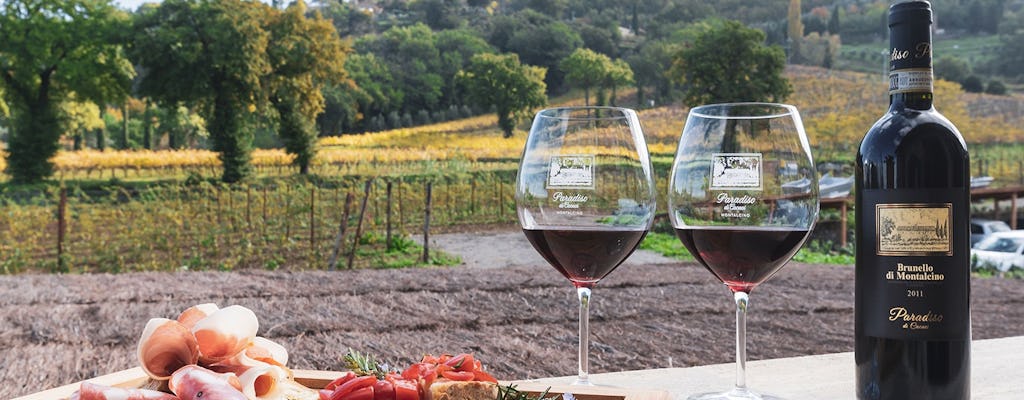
[112,0,158,10]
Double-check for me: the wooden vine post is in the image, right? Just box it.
[57,188,68,270]
[423,181,433,263]
[246,186,252,228]
[328,193,355,270]
[386,181,393,250]
[262,186,268,237]
[310,185,317,253]
[348,179,374,269]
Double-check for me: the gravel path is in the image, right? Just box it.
[416,229,677,269]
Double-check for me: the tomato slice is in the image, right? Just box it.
[419,366,437,389]
[441,371,475,381]
[401,363,426,380]
[325,372,357,391]
[373,379,395,400]
[445,354,476,372]
[342,386,375,400]
[331,376,378,400]
[391,379,419,400]
[473,370,498,383]
[434,364,453,376]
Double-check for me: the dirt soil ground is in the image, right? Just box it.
[3,227,1023,399]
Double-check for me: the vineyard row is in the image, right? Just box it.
[0,175,520,274]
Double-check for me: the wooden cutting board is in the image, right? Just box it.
[15,368,671,400]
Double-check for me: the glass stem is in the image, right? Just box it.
[734,291,749,392]
[575,286,592,385]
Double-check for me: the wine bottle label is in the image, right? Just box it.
[876,203,951,256]
[862,189,969,340]
[889,69,933,94]
[709,153,762,190]
[546,155,595,189]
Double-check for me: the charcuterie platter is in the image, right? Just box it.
[14,303,669,400]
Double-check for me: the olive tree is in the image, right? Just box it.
[130,0,271,183]
[0,0,133,183]
[458,53,547,138]
[669,20,791,105]
[265,0,350,174]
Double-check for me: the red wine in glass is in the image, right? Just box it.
[523,228,648,288]
[675,227,809,293]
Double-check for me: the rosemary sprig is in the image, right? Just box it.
[343,348,395,380]
[496,384,561,400]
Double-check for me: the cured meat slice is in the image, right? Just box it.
[211,350,290,399]
[191,305,259,363]
[176,303,219,329]
[137,318,200,380]
[169,365,247,400]
[245,336,289,367]
[70,382,178,400]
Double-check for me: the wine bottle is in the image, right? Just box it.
[855,1,971,399]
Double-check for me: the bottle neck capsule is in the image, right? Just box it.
[888,1,934,110]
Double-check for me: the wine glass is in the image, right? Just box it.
[667,103,819,399]
[516,106,656,386]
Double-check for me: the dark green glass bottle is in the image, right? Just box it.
[855,1,971,399]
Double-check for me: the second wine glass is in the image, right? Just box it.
[516,106,656,386]
[668,103,819,399]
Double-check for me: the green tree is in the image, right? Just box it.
[130,0,272,183]
[435,29,496,107]
[787,0,803,63]
[161,104,207,149]
[411,0,463,30]
[359,24,443,113]
[669,20,791,105]
[0,87,8,119]
[265,0,350,174]
[0,0,134,183]
[458,53,547,138]
[827,5,841,34]
[986,80,1008,95]
[560,48,611,106]
[489,10,582,93]
[61,96,104,150]
[322,53,398,134]
[988,31,1024,77]
[627,39,678,107]
[935,56,971,84]
[962,75,984,93]
[601,59,634,107]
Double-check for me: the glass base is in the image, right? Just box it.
[688,388,784,400]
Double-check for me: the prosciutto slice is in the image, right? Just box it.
[169,365,247,400]
[177,303,219,329]
[192,305,259,364]
[246,337,289,367]
[211,349,290,399]
[70,382,178,400]
[137,318,200,380]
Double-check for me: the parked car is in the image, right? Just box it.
[970,218,1011,247]
[970,231,1024,272]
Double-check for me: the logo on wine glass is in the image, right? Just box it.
[547,155,596,189]
[709,153,762,190]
